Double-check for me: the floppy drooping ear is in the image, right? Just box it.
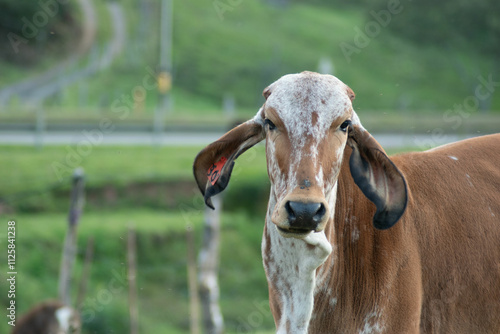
[347,125,408,230]
[193,115,265,209]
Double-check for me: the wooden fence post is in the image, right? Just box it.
[128,226,139,334]
[198,194,224,334]
[187,225,201,334]
[76,236,94,311]
[58,168,85,306]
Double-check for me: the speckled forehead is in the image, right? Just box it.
[264,73,352,136]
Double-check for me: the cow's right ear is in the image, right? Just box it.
[193,113,265,209]
[347,124,408,230]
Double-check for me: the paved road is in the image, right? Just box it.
[0,131,479,149]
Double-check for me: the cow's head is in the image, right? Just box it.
[194,72,407,238]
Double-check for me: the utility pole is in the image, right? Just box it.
[154,0,173,145]
[187,225,201,334]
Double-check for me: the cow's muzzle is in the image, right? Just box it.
[286,201,325,229]
[275,199,328,238]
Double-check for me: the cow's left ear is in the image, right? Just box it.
[193,113,265,209]
[347,125,408,230]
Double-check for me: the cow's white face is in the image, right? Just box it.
[262,72,357,238]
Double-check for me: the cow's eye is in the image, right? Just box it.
[265,119,276,131]
[340,120,351,132]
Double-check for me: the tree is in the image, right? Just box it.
[0,0,76,64]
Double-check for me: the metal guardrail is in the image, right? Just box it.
[0,121,228,133]
[1,112,498,134]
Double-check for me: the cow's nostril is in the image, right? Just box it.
[285,201,296,223]
[285,201,325,230]
[313,203,326,223]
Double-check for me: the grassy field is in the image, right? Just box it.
[1,145,209,195]
[0,144,268,213]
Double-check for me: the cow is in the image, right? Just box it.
[12,300,80,334]
[193,71,500,333]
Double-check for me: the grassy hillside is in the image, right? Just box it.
[1,0,498,121]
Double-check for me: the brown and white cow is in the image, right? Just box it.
[193,71,500,333]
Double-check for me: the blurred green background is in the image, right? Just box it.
[0,0,498,333]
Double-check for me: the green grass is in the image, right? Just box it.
[172,0,500,111]
[1,145,208,195]
[0,144,269,213]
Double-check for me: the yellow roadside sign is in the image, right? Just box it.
[158,72,172,94]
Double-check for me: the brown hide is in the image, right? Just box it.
[308,134,500,333]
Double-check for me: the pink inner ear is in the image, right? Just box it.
[207,156,227,185]
[346,86,355,101]
[263,87,272,99]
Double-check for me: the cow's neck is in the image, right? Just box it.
[309,152,401,333]
[263,149,397,333]
[263,192,333,333]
